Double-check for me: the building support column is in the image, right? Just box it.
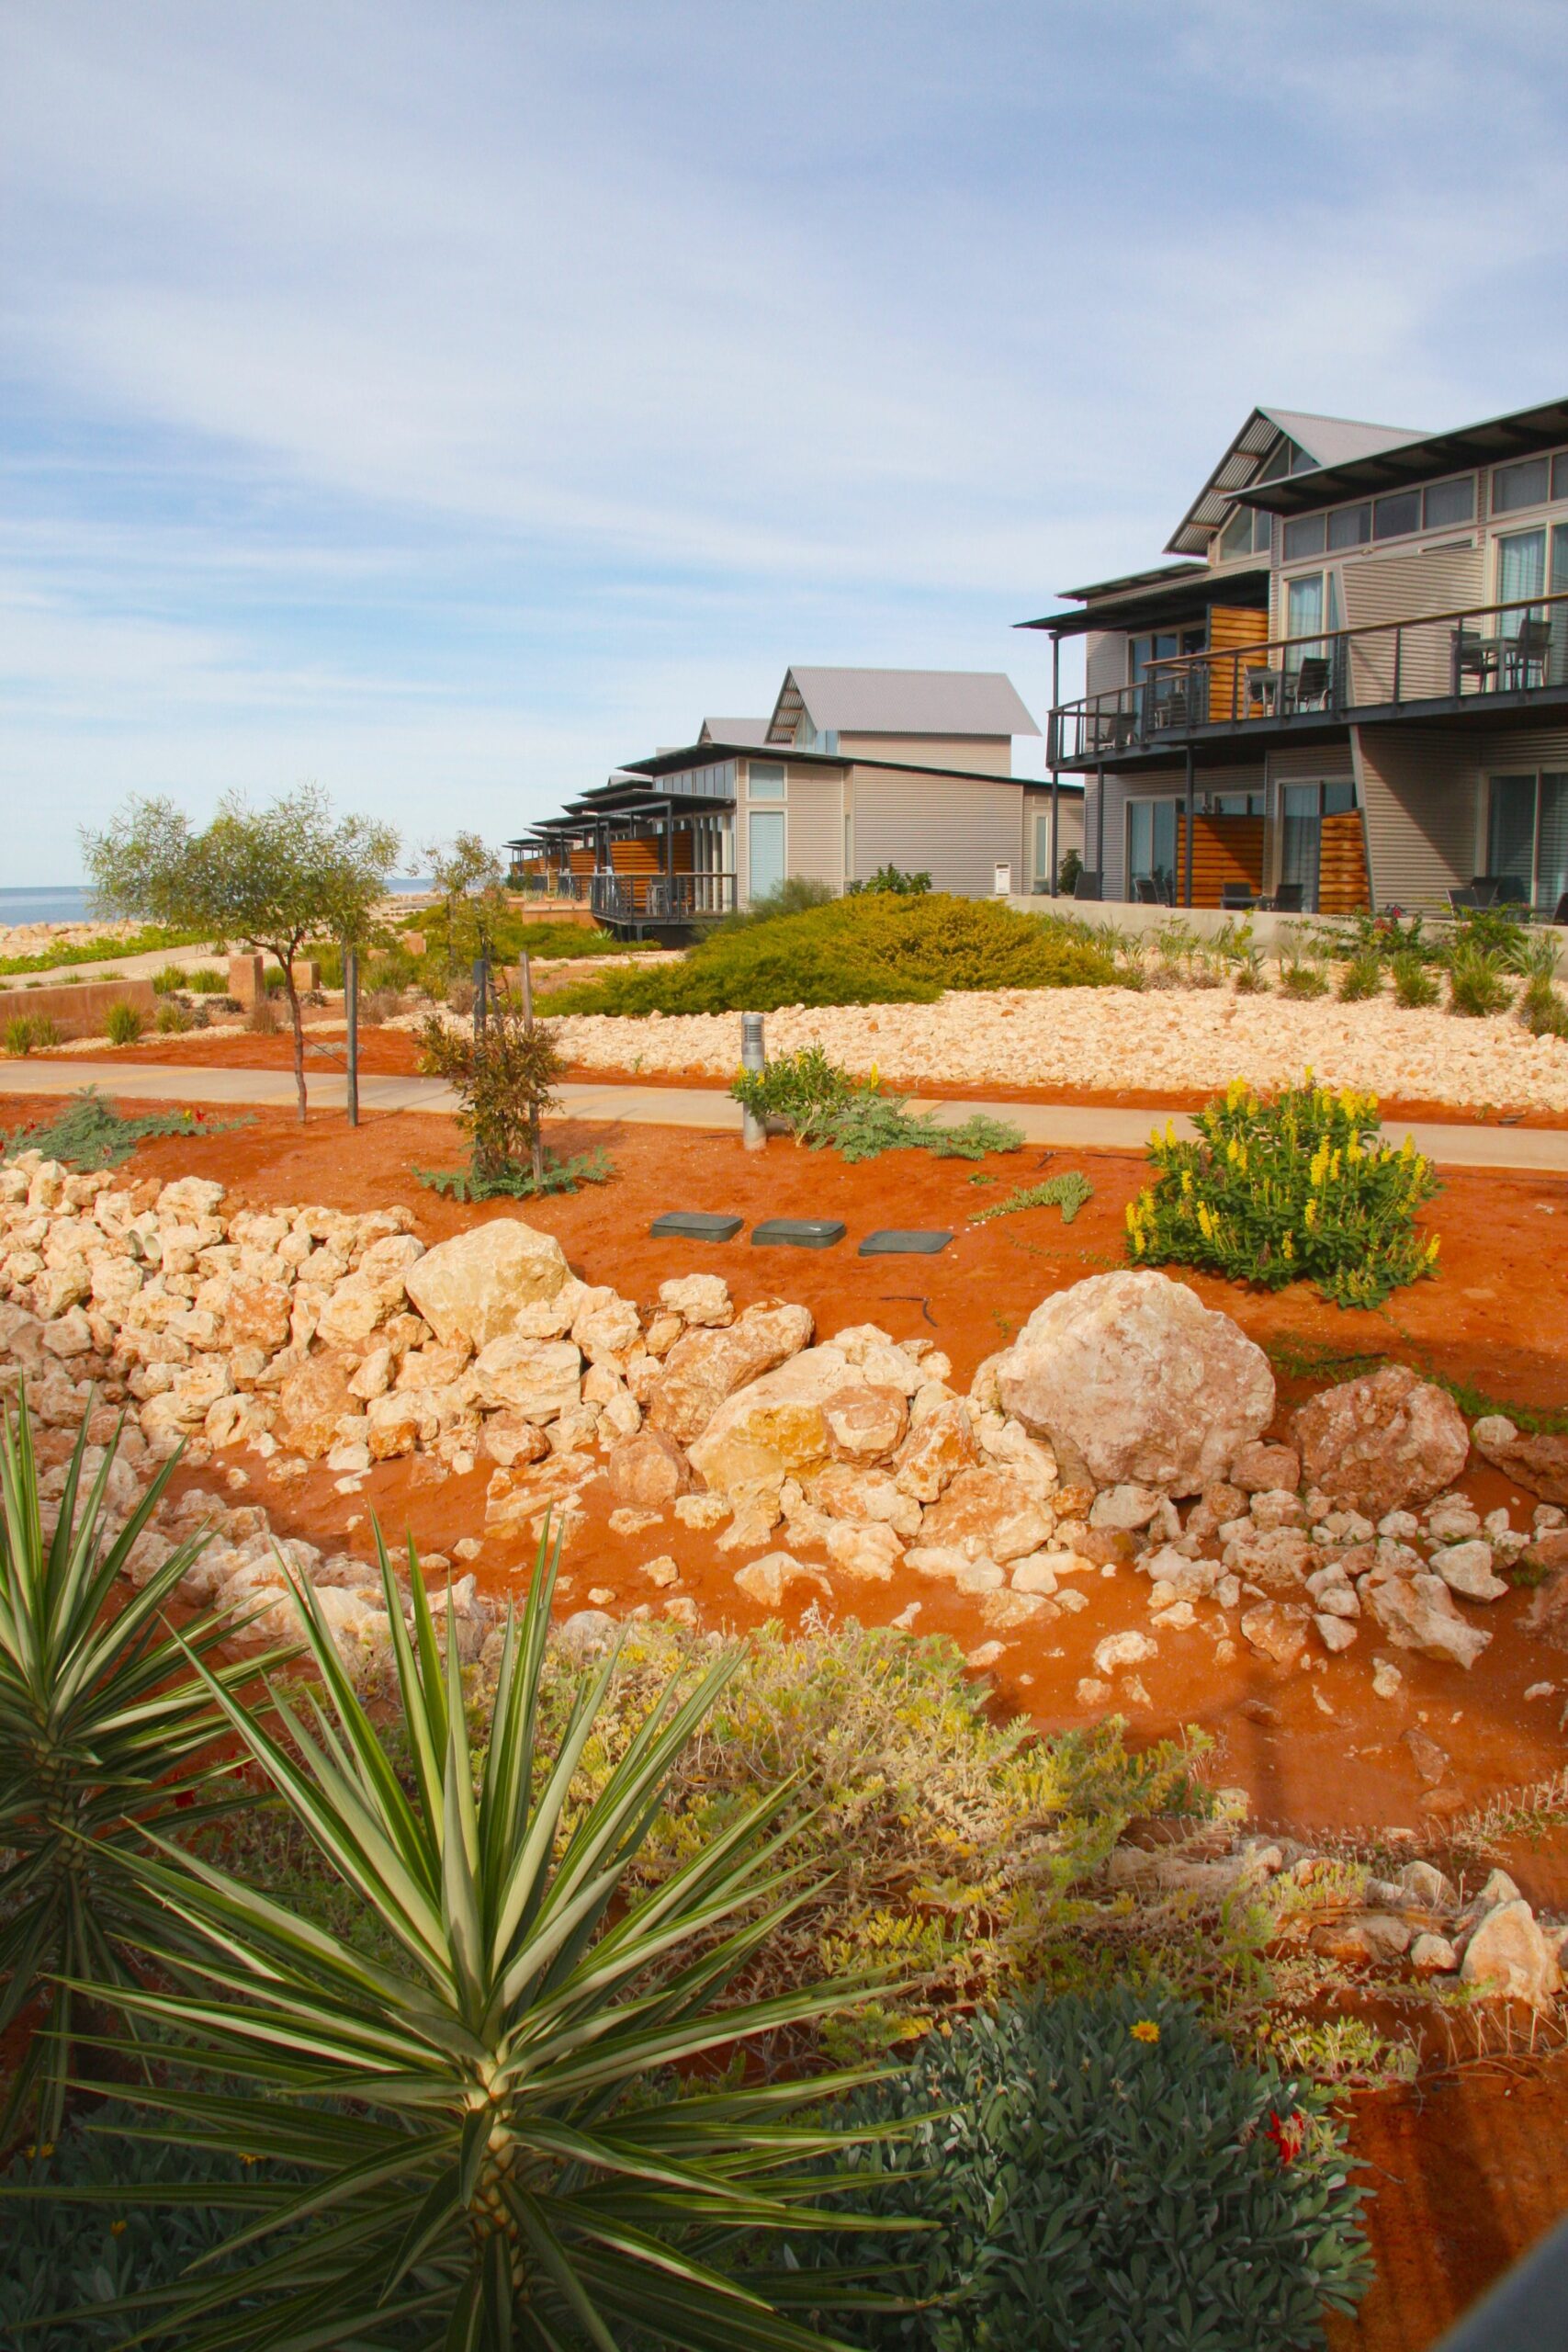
[1049,633,1062,897]
[1096,762,1105,887]
[1183,746,1196,909]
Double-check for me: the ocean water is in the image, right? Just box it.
[0,881,432,930]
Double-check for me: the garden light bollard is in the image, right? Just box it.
[740,1010,767,1152]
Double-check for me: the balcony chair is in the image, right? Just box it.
[1452,626,1501,693]
[1551,891,1568,927]
[1242,667,1281,719]
[1147,686,1190,732]
[1220,883,1256,910]
[1447,885,1482,911]
[1260,882,1305,913]
[1288,655,1332,712]
[1504,616,1552,691]
[1072,869,1102,902]
[1133,876,1162,906]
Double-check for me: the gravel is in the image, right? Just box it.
[547,984,1568,1112]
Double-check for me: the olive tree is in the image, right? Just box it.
[83,788,400,1123]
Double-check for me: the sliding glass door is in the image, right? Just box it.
[1489,773,1568,915]
[1126,798,1179,901]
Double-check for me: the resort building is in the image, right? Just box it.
[1029,396,1568,917]
[511,666,1082,931]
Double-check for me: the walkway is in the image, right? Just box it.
[4,1057,1568,1172]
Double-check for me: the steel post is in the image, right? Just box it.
[740,1010,767,1152]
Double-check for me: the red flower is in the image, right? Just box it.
[1265,2109,1306,2165]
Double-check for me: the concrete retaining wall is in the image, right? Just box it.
[2,977,159,1040]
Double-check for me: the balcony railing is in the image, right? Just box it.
[1049,589,1568,764]
[588,871,737,923]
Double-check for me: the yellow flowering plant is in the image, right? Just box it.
[1125,1077,1441,1309]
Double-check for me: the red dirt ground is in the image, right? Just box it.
[8,1089,1568,2345]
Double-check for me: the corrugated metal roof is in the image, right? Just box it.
[769,666,1040,740]
[697,716,770,746]
[1166,405,1427,555]
[1240,392,1568,514]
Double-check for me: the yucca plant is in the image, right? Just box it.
[0,1386,286,2138]
[59,1532,900,2349]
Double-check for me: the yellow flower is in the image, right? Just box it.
[1180,1167,1192,1195]
[1426,1234,1440,1261]
[1303,1199,1316,1229]
[1130,2018,1161,2044]
[111,2220,128,2237]
[1280,1230,1294,1261]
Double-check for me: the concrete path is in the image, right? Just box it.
[4,1057,1568,1173]
[0,945,230,993]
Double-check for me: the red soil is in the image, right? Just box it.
[9,1090,1568,2344]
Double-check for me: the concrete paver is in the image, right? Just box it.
[1,1057,1565,1172]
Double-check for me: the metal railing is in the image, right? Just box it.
[588,871,737,922]
[1049,588,1568,763]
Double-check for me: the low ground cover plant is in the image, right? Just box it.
[846,863,931,897]
[0,1089,244,1170]
[730,1045,1022,1162]
[547,891,1121,1016]
[0,926,209,980]
[971,1170,1094,1225]
[1126,1078,1441,1308]
[813,1988,1370,2351]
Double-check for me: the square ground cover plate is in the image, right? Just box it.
[750,1217,846,1250]
[858,1227,953,1256]
[649,1212,744,1242]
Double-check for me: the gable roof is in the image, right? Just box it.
[1238,391,1568,516]
[766,665,1039,743]
[1166,405,1427,555]
[697,716,771,747]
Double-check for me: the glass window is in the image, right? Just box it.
[1285,573,1325,673]
[1540,775,1568,912]
[1258,442,1292,482]
[1127,799,1179,900]
[1220,507,1254,560]
[1283,514,1326,561]
[1553,453,1568,503]
[748,761,785,800]
[747,809,785,900]
[1328,503,1371,549]
[1423,477,1475,528]
[1206,792,1265,817]
[1497,529,1546,631]
[1323,779,1357,816]
[1488,775,1536,894]
[1494,457,1551,514]
[1373,490,1422,539]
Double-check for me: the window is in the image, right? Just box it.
[1493,457,1551,514]
[1283,514,1326,562]
[1202,791,1266,817]
[1496,528,1546,630]
[1278,778,1360,913]
[1423,476,1474,528]
[1554,454,1568,503]
[1328,503,1371,550]
[1127,799,1179,901]
[1488,773,1568,911]
[748,761,785,799]
[1373,489,1422,540]
[1129,626,1205,685]
[747,809,785,901]
[1219,506,1270,560]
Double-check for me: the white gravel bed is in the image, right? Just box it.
[547,985,1568,1113]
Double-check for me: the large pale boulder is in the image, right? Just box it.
[918,1465,1053,1564]
[316,1271,404,1349]
[274,1351,357,1459]
[688,1348,856,1494]
[1470,1417,1568,1505]
[995,1271,1274,1496]
[221,1282,293,1356]
[1460,1899,1562,2007]
[822,1385,908,1464]
[823,1520,903,1582]
[1292,1366,1469,1520]
[403,1220,570,1350]
[648,1304,814,1445]
[469,1336,582,1423]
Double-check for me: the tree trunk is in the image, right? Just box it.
[282,967,308,1124]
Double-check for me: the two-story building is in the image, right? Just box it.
[1030,397,1568,919]
[512,666,1082,928]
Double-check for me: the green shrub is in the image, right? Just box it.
[730,1045,1022,1163]
[972,1170,1093,1225]
[1337,951,1382,1002]
[1126,1079,1441,1308]
[1522,980,1568,1039]
[1278,949,1329,1000]
[149,963,189,995]
[1057,843,1084,895]
[414,1144,615,1199]
[102,1002,143,1046]
[813,1988,1371,2351]
[731,874,840,922]
[260,963,288,994]
[1,1088,243,1170]
[154,999,193,1034]
[4,1014,40,1057]
[186,965,228,993]
[1451,905,1530,969]
[1392,951,1439,1009]
[1234,946,1269,994]
[1446,941,1511,1017]
[549,892,1120,1016]
[846,864,931,898]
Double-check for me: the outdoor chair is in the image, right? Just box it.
[1289,655,1332,712]
[1551,891,1568,927]
[1452,626,1501,693]
[1448,886,1482,911]
[1505,616,1552,690]
[1133,876,1161,905]
[1072,869,1102,901]
[1147,686,1190,732]
[1468,876,1503,908]
[1220,883,1256,910]
[1261,882,1305,913]
[1242,667,1279,719]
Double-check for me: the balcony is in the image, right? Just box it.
[587,870,737,931]
[1049,589,1568,766]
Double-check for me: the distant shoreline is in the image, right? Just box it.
[0,880,433,928]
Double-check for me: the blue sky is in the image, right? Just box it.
[4,0,1568,883]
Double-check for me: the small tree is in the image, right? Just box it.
[83,788,400,1123]
[423,830,508,982]
[419,984,561,1189]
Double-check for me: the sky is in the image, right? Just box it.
[5,1,1568,884]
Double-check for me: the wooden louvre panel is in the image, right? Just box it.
[1172,813,1265,908]
[1317,810,1371,914]
[607,832,695,876]
[1205,607,1271,722]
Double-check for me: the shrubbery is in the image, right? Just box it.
[0,1090,239,1170]
[814,1989,1370,2351]
[730,1045,1021,1162]
[102,1003,143,1046]
[547,891,1121,1016]
[417,993,615,1196]
[2,1015,60,1057]
[1126,1078,1441,1308]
